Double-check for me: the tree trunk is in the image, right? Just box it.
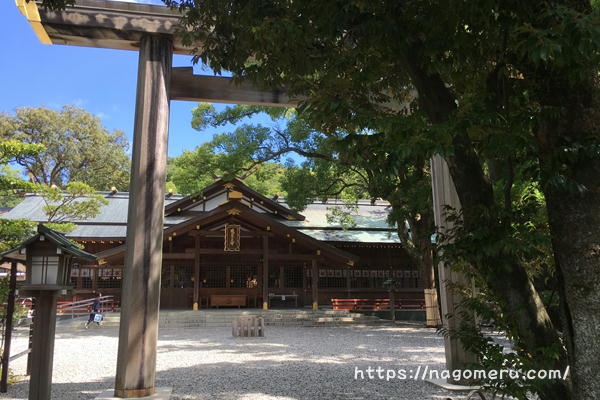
[413,217,442,327]
[400,44,571,400]
[544,184,600,400]
[394,211,442,326]
[535,73,600,400]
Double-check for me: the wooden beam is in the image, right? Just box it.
[188,230,269,238]
[269,253,322,261]
[182,249,324,260]
[196,249,263,255]
[170,67,298,107]
[30,0,191,53]
[162,253,195,260]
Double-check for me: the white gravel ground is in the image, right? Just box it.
[0,324,460,400]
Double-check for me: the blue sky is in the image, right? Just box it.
[0,0,246,159]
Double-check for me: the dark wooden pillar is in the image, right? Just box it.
[279,266,285,290]
[92,268,98,291]
[115,34,172,399]
[0,261,18,392]
[193,236,200,310]
[29,291,58,400]
[346,270,351,297]
[389,289,396,322]
[311,259,318,310]
[262,235,269,310]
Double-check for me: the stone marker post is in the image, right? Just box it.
[114,34,172,398]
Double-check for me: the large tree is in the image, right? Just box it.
[193,103,439,294]
[167,141,287,196]
[0,106,130,190]
[162,2,598,399]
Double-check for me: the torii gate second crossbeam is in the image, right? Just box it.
[17,0,475,398]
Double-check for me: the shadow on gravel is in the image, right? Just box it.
[2,362,455,400]
[2,325,452,400]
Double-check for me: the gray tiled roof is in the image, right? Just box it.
[281,202,392,230]
[1,194,183,224]
[299,229,399,243]
[1,193,398,243]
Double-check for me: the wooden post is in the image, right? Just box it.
[26,299,35,376]
[431,155,477,381]
[28,291,58,400]
[346,271,351,298]
[262,236,268,310]
[193,236,200,310]
[279,266,284,290]
[389,289,396,322]
[92,268,98,291]
[115,34,172,399]
[311,259,318,310]
[0,261,18,392]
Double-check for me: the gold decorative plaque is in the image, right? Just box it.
[224,224,241,252]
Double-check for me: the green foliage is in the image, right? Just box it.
[281,164,369,211]
[0,140,44,165]
[0,219,36,252]
[439,291,566,400]
[37,182,108,230]
[0,140,44,206]
[167,144,222,194]
[38,0,74,9]
[190,103,375,206]
[326,203,359,230]
[167,142,286,196]
[0,106,130,190]
[0,139,41,251]
[434,177,563,396]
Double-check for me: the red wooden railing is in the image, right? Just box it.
[331,298,425,311]
[18,296,119,315]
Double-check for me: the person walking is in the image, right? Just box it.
[85,292,102,329]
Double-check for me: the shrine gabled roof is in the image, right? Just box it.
[97,199,359,265]
[164,178,305,221]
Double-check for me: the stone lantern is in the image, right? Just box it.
[0,224,97,400]
[20,229,79,294]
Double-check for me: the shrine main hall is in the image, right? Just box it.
[2,179,424,310]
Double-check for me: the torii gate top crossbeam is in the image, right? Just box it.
[17,0,297,106]
[17,0,187,53]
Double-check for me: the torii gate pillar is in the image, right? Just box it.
[115,35,172,398]
[431,155,478,381]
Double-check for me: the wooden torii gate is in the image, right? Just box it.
[17,0,475,397]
